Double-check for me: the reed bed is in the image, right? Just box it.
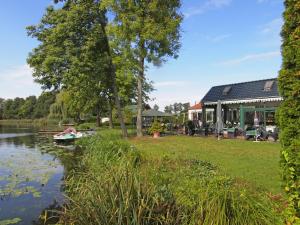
[58,131,282,225]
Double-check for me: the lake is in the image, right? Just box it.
[0,124,75,225]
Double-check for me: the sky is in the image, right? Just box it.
[0,0,284,109]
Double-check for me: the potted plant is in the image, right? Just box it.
[149,121,164,138]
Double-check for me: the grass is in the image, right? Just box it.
[130,135,282,194]
[57,130,284,224]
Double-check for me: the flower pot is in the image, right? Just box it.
[153,132,160,138]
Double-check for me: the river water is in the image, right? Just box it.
[0,124,73,224]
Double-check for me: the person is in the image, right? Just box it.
[57,127,77,136]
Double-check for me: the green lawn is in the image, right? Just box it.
[130,135,282,193]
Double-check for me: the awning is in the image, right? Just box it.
[204,97,283,106]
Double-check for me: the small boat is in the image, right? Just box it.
[53,127,83,142]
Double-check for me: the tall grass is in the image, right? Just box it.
[58,131,282,225]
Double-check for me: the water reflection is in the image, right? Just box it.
[0,124,75,225]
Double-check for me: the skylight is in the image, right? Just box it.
[223,86,231,95]
[264,80,274,91]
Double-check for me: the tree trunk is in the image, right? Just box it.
[108,98,114,129]
[136,69,143,137]
[96,107,101,127]
[136,40,145,137]
[112,72,128,137]
[99,19,127,138]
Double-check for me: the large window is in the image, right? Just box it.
[206,111,214,123]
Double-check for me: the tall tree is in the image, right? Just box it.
[277,0,300,221]
[0,98,4,120]
[153,104,159,111]
[27,0,128,137]
[19,96,37,119]
[33,92,56,118]
[103,0,182,137]
[2,99,14,119]
[164,105,173,114]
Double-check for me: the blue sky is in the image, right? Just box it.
[0,0,283,109]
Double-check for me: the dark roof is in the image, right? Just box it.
[201,78,280,103]
[127,106,173,117]
[142,109,173,117]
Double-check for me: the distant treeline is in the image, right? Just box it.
[0,92,56,120]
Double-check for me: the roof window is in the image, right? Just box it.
[222,86,231,95]
[264,80,274,91]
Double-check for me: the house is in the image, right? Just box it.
[141,109,173,127]
[188,102,202,120]
[188,102,214,123]
[199,78,282,132]
[129,106,173,127]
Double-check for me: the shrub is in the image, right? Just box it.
[148,121,164,134]
[278,0,300,221]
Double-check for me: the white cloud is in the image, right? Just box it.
[218,51,281,66]
[257,0,281,4]
[0,64,41,99]
[257,0,268,3]
[184,0,232,18]
[257,18,283,47]
[211,34,232,42]
[155,81,189,87]
[260,18,282,35]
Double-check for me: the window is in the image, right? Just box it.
[206,111,214,123]
[192,112,197,120]
[264,80,274,91]
[198,112,203,121]
[266,111,275,125]
[223,86,231,95]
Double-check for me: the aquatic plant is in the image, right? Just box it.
[0,218,22,225]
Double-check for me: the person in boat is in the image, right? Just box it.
[57,127,77,136]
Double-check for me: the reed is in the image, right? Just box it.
[58,131,282,225]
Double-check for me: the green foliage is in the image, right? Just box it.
[60,131,282,224]
[164,102,190,114]
[148,120,164,134]
[33,92,56,118]
[0,92,55,120]
[19,96,37,119]
[103,0,182,136]
[0,98,4,120]
[277,0,300,221]
[27,2,110,114]
[27,0,131,137]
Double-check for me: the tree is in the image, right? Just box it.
[103,0,182,137]
[182,102,190,113]
[164,105,173,114]
[19,96,37,119]
[0,98,4,120]
[27,0,128,137]
[2,99,13,119]
[153,104,159,111]
[277,0,300,221]
[33,92,56,118]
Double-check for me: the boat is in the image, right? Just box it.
[53,127,83,142]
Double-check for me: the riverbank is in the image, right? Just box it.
[0,119,59,128]
[58,130,284,224]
